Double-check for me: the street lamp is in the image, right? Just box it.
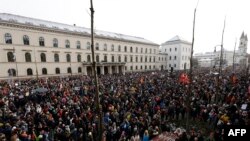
[213,44,223,104]
[213,45,222,70]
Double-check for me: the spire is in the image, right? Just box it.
[245,34,248,41]
[241,31,245,39]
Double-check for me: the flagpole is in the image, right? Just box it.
[233,38,237,73]
[186,0,198,131]
[90,0,103,140]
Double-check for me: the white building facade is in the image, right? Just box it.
[0,13,168,79]
[161,36,191,71]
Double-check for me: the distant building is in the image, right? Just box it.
[194,32,248,69]
[0,13,168,79]
[161,35,191,70]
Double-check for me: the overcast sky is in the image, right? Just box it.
[0,0,249,53]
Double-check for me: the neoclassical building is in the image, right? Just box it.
[161,36,191,71]
[0,13,167,79]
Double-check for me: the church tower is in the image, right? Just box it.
[238,31,248,55]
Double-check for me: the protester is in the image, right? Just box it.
[0,68,249,141]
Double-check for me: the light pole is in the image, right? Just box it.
[213,45,222,70]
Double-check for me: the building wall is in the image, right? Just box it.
[161,41,191,70]
[0,23,167,79]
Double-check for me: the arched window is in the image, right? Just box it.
[40,53,46,62]
[87,42,91,49]
[130,56,133,62]
[141,48,143,53]
[149,57,151,62]
[76,41,81,49]
[103,44,107,51]
[27,68,33,75]
[87,55,91,62]
[8,69,16,76]
[55,68,60,74]
[5,33,12,44]
[130,46,133,52]
[39,37,45,46]
[174,56,177,60]
[53,38,58,47]
[145,65,147,70]
[111,44,114,51]
[95,43,99,50]
[124,56,127,62]
[96,55,99,62]
[118,56,121,62]
[66,54,71,62]
[154,57,155,62]
[7,52,15,62]
[118,45,121,51]
[104,55,107,62]
[145,56,147,62]
[130,66,133,70]
[136,56,138,62]
[136,66,138,70]
[67,67,72,74]
[65,40,70,48]
[23,35,29,45]
[78,67,82,73]
[169,56,172,60]
[141,57,143,62]
[124,46,127,52]
[42,68,47,75]
[25,52,31,62]
[54,54,59,62]
[77,54,81,62]
[136,47,138,53]
[141,66,143,70]
[112,56,115,62]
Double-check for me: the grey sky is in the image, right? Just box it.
[0,0,249,53]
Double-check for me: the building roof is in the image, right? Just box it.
[162,35,191,45]
[0,13,158,45]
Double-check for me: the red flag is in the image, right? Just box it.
[179,73,189,84]
[231,74,237,84]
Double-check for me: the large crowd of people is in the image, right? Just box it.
[0,68,249,141]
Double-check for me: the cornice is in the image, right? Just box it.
[0,21,159,47]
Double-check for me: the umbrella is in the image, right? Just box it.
[33,88,48,93]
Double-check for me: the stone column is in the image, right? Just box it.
[115,66,119,73]
[83,66,87,75]
[108,66,112,74]
[100,66,104,75]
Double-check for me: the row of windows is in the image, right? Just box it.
[6,52,166,63]
[164,47,190,52]
[124,65,157,71]
[169,56,190,61]
[7,52,81,62]
[169,63,189,68]
[7,67,82,76]
[4,33,156,53]
[7,65,162,76]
